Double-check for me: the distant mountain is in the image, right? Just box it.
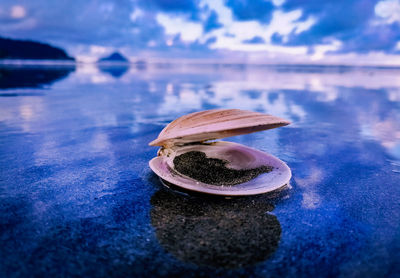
[0,37,74,60]
[98,52,128,62]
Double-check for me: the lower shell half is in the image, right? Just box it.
[149,141,291,196]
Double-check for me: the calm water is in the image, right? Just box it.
[0,64,399,277]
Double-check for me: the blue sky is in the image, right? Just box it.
[1,0,400,64]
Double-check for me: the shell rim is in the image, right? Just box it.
[149,142,292,196]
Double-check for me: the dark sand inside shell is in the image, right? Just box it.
[173,151,273,186]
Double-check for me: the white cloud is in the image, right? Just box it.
[227,21,269,43]
[258,9,316,44]
[11,5,26,19]
[210,36,308,54]
[156,13,203,42]
[294,15,316,34]
[272,0,286,6]
[75,55,98,63]
[310,40,342,61]
[200,0,315,52]
[90,45,110,55]
[375,0,400,23]
[130,8,143,21]
[201,0,232,26]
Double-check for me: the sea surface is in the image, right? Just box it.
[0,63,399,277]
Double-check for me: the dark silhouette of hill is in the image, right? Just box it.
[98,52,130,78]
[98,52,128,62]
[0,37,74,60]
[0,66,75,89]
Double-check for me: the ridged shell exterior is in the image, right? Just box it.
[149,109,290,147]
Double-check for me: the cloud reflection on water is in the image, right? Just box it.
[0,65,399,275]
[3,65,400,196]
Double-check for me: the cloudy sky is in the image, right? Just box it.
[1,0,400,64]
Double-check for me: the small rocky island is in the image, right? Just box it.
[98,52,129,63]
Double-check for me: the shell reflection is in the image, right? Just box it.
[150,188,284,268]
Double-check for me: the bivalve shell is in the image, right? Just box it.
[149,109,291,196]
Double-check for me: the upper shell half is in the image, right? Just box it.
[149,109,290,148]
[149,109,292,196]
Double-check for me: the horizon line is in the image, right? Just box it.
[1,58,400,70]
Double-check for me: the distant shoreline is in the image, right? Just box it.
[1,59,400,71]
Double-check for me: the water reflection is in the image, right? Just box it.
[98,65,130,78]
[0,64,399,276]
[150,187,286,268]
[0,65,74,89]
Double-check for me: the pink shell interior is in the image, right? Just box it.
[149,141,291,196]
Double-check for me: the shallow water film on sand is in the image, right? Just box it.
[0,64,399,277]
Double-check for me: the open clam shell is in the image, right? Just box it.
[149,109,291,196]
[149,141,291,196]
